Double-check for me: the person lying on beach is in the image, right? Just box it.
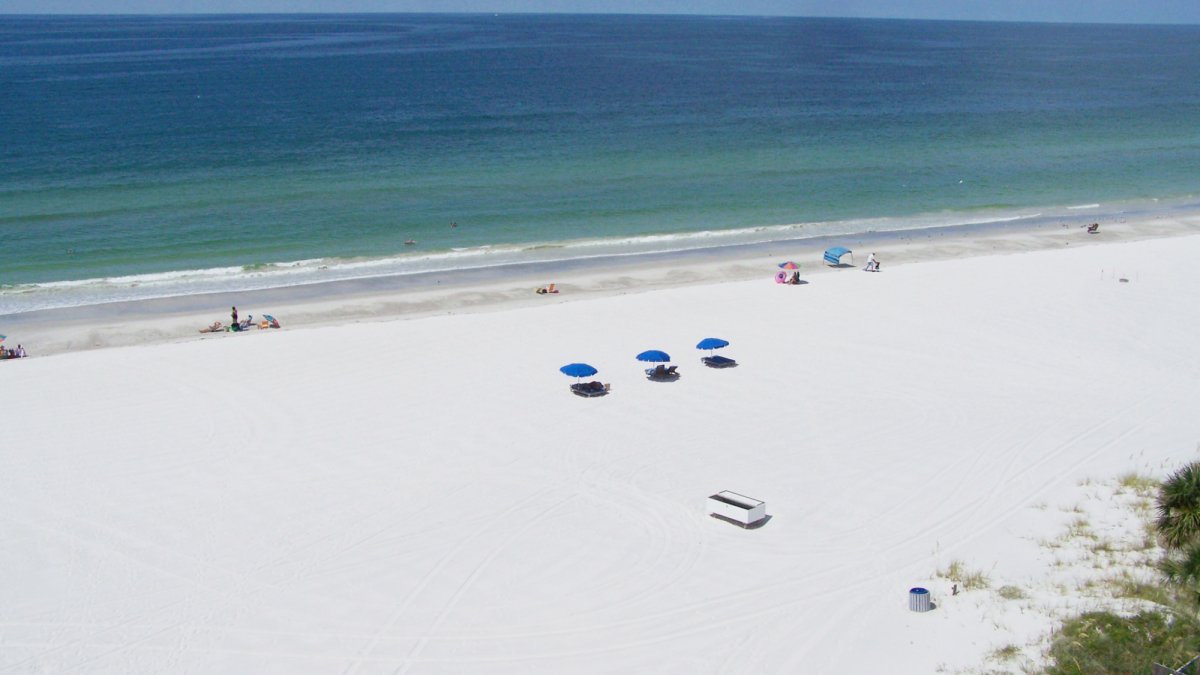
[536,283,559,294]
[199,321,222,333]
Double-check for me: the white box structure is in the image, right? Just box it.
[707,491,766,527]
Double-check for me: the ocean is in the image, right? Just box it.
[2,13,1198,313]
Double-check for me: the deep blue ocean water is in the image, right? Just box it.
[2,14,1199,311]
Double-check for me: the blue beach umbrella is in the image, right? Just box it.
[636,350,671,363]
[560,363,598,379]
[696,338,729,351]
[697,337,737,368]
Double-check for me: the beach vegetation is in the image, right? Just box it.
[1118,471,1160,497]
[1066,517,1095,540]
[1041,536,1064,549]
[1156,463,1200,550]
[1107,572,1172,606]
[1160,540,1200,604]
[997,585,1027,600]
[1047,464,1200,673]
[990,643,1022,662]
[1045,610,1200,675]
[936,559,990,590]
[1155,461,1200,608]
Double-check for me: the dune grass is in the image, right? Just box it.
[936,559,991,591]
[1046,610,1200,675]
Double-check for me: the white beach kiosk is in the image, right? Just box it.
[707,491,767,528]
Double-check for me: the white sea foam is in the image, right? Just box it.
[0,203,1113,315]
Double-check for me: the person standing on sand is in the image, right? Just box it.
[231,306,238,326]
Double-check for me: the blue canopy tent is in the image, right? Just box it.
[823,246,853,266]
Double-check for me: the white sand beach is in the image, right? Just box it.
[3,221,1199,672]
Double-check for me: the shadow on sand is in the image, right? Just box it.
[710,513,773,529]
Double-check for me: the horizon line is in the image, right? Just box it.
[0,11,1197,27]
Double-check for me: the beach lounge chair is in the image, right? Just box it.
[646,365,680,381]
[702,355,738,368]
[570,381,609,397]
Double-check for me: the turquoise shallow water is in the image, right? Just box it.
[1,14,1199,312]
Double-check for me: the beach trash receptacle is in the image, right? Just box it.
[909,587,931,612]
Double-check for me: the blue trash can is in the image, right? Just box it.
[909,587,931,612]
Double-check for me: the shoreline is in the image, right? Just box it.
[4,193,1196,314]
[4,204,1195,357]
[5,204,1198,357]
